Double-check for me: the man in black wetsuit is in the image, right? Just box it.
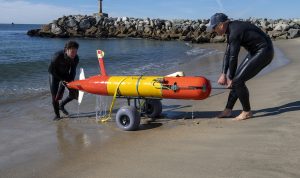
[209,13,274,120]
[48,41,79,120]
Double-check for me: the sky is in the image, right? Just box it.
[0,0,299,24]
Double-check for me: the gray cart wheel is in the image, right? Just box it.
[116,106,140,131]
[145,99,162,119]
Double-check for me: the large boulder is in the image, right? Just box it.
[193,35,210,43]
[144,26,152,34]
[122,17,129,22]
[41,24,51,32]
[165,21,172,29]
[85,26,98,36]
[274,22,290,31]
[288,29,300,39]
[51,23,63,35]
[211,35,226,43]
[66,28,78,36]
[79,18,91,30]
[65,17,77,28]
[27,29,40,36]
[292,18,300,25]
[268,31,288,39]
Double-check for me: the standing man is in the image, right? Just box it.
[209,13,274,120]
[49,41,79,120]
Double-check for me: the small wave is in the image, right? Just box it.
[0,86,48,103]
[0,86,47,95]
[184,42,193,47]
[186,47,221,57]
[131,63,164,75]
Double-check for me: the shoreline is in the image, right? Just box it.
[1,39,300,177]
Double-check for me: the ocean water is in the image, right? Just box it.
[0,24,225,103]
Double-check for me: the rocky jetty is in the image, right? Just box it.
[27,15,300,43]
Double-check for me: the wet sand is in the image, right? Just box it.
[1,39,300,177]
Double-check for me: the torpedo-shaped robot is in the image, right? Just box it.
[67,50,211,131]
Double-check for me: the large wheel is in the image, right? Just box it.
[116,106,140,131]
[144,99,162,119]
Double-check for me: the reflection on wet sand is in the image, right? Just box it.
[56,121,91,160]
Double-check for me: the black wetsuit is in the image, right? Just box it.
[48,50,79,117]
[222,21,274,111]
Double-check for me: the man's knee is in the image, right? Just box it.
[69,89,79,100]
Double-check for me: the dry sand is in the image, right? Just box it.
[0,39,300,178]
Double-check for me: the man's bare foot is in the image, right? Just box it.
[232,111,252,121]
[217,109,232,118]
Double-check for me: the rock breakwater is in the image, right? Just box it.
[27,15,300,43]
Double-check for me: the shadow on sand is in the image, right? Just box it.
[67,110,163,131]
[253,100,300,118]
[163,100,300,120]
[63,100,300,131]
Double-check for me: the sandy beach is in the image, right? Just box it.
[1,39,300,178]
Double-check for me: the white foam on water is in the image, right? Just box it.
[186,47,222,57]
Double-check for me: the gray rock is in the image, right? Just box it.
[58,18,65,26]
[199,24,207,32]
[79,18,91,30]
[66,18,77,28]
[150,20,154,27]
[85,26,98,36]
[277,33,288,39]
[74,15,84,22]
[116,17,122,22]
[137,25,144,32]
[144,18,150,25]
[211,35,226,43]
[293,18,300,25]
[165,21,172,28]
[144,26,152,34]
[182,26,190,36]
[202,19,209,24]
[114,21,120,27]
[260,19,270,30]
[66,28,78,36]
[138,20,144,25]
[274,22,290,31]
[194,35,210,43]
[124,21,131,29]
[41,24,51,32]
[95,15,104,25]
[268,31,288,38]
[288,29,300,39]
[289,22,300,29]
[122,17,128,22]
[51,23,62,35]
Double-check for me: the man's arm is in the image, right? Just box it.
[228,38,241,80]
[222,43,230,75]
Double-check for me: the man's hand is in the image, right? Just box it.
[62,81,68,86]
[227,79,232,88]
[218,73,227,85]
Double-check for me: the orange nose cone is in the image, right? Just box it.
[67,80,84,91]
[67,76,110,95]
